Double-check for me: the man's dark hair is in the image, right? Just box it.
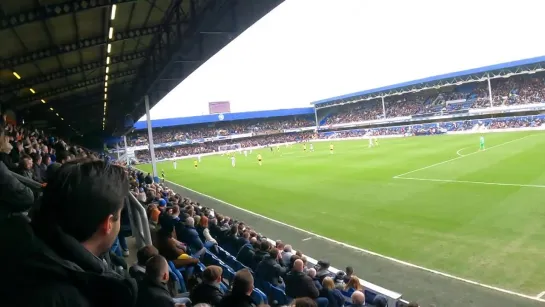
[42,153,50,162]
[231,268,253,295]
[293,297,317,307]
[137,245,159,265]
[35,159,129,242]
[30,152,41,163]
[269,248,279,260]
[346,266,354,275]
[56,150,70,163]
[260,240,270,251]
[145,255,167,280]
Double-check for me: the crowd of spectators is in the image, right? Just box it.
[136,132,315,161]
[320,74,545,126]
[129,116,314,146]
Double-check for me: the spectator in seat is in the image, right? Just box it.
[190,265,224,306]
[372,295,388,307]
[156,221,199,270]
[344,276,363,297]
[349,291,365,307]
[218,269,256,307]
[252,240,270,270]
[46,149,69,182]
[0,127,34,218]
[282,244,294,265]
[307,268,322,290]
[136,255,190,307]
[197,216,218,245]
[291,297,317,307]
[319,277,345,307]
[343,266,354,283]
[256,248,287,287]
[0,136,16,170]
[237,237,257,268]
[315,260,334,282]
[285,259,319,299]
[176,216,207,257]
[2,159,137,307]
[30,152,44,182]
[130,245,159,281]
[17,154,34,180]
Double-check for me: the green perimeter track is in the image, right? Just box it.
[138,131,545,306]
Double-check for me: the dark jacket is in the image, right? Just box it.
[236,243,255,268]
[218,292,256,307]
[0,161,34,218]
[190,282,223,306]
[255,254,287,286]
[284,271,319,299]
[0,152,17,171]
[319,288,345,307]
[0,215,138,307]
[252,250,268,270]
[32,164,44,182]
[176,224,204,252]
[136,278,174,307]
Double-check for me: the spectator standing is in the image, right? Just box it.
[17,154,34,180]
[30,152,44,182]
[284,259,319,299]
[190,265,224,306]
[218,269,256,307]
[255,248,287,287]
[2,159,137,306]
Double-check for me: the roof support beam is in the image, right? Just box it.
[1,50,146,95]
[1,25,165,69]
[0,0,138,31]
[13,70,136,109]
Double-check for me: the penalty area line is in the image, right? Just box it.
[148,174,545,303]
[537,291,545,299]
[393,134,534,179]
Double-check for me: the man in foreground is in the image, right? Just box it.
[0,159,137,307]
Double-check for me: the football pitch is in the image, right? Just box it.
[138,131,545,296]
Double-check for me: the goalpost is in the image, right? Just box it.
[218,143,242,153]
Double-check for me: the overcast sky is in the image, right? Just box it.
[140,0,545,122]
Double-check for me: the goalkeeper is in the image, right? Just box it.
[480,135,485,150]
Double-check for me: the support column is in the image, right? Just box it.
[123,135,129,166]
[487,75,493,107]
[381,96,386,118]
[145,95,158,180]
[314,107,319,129]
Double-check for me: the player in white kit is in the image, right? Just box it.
[231,156,236,167]
[173,160,177,169]
[198,155,202,162]
[244,150,248,157]
[309,144,314,152]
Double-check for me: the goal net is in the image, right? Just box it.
[218,143,242,152]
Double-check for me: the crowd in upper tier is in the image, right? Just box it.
[322,74,545,125]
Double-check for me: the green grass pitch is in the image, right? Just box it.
[138,131,545,295]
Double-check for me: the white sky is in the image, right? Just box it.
[140,0,545,122]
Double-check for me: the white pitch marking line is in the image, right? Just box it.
[137,171,545,303]
[394,176,545,189]
[537,291,545,299]
[456,147,469,157]
[302,237,313,241]
[393,134,534,179]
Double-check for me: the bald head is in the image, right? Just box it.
[308,268,316,278]
[351,291,365,305]
[186,217,195,227]
[293,259,304,272]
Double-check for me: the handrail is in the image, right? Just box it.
[127,192,152,248]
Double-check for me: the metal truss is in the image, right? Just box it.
[1,50,146,95]
[315,62,545,110]
[0,0,138,31]
[1,26,164,69]
[13,70,135,108]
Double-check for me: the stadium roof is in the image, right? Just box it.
[0,0,283,136]
[312,55,545,108]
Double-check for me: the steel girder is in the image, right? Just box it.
[1,50,147,95]
[0,0,138,31]
[13,70,135,109]
[1,25,165,69]
[315,62,545,110]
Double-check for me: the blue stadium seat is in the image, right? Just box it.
[168,261,187,293]
[251,288,268,305]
